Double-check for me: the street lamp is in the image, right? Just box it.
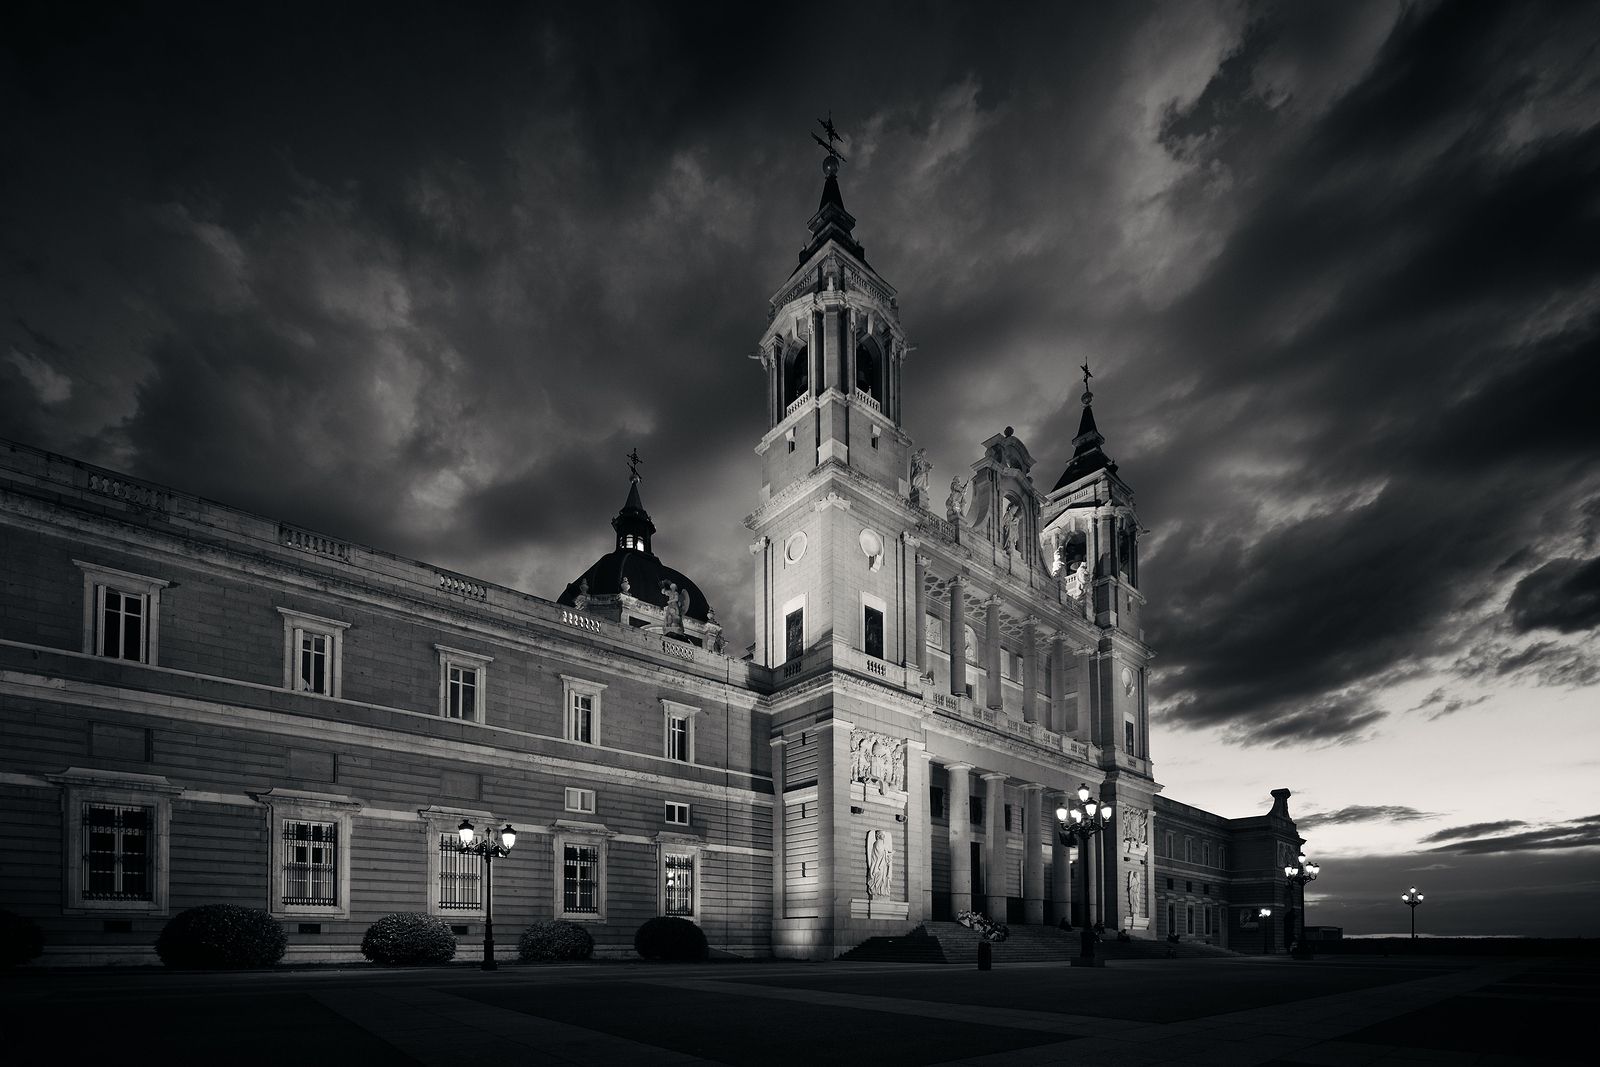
[1054,783,1113,965]
[1401,886,1424,939]
[457,819,517,971]
[1283,850,1321,958]
[1259,907,1274,955]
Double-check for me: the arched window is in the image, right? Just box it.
[783,345,810,410]
[855,339,882,401]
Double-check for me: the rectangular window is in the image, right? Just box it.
[667,714,689,760]
[98,588,148,662]
[863,605,884,659]
[1125,720,1136,753]
[1203,843,1211,867]
[82,804,151,901]
[282,821,337,907]
[297,630,329,693]
[665,801,690,826]
[279,609,349,697]
[437,833,482,911]
[1186,905,1195,935]
[447,664,479,721]
[1219,846,1227,871]
[1167,902,1176,936]
[663,852,695,917]
[563,844,600,914]
[970,797,984,825]
[785,608,805,662]
[1205,906,1214,936]
[564,787,596,814]
[1186,837,1195,863]
[929,786,945,819]
[569,692,594,743]
[1004,804,1014,832]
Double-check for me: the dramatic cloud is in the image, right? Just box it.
[1420,820,1527,844]
[2,1,1596,757]
[1423,814,1600,856]
[1297,805,1442,831]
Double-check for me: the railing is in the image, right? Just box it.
[773,275,814,310]
[853,389,881,413]
[88,473,169,512]
[560,610,602,634]
[843,263,894,306]
[437,573,488,600]
[785,393,810,418]
[279,525,351,561]
[915,512,959,545]
[783,661,803,679]
[660,637,695,662]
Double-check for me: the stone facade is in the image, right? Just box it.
[0,158,1300,965]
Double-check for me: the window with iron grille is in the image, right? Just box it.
[563,843,600,914]
[664,852,695,917]
[82,804,151,901]
[282,820,338,906]
[437,833,482,911]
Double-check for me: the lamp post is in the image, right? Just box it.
[1259,907,1274,955]
[1283,850,1320,959]
[1401,886,1424,939]
[1054,783,1113,965]
[457,819,517,971]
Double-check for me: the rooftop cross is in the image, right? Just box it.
[1080,360,1094,405]
[626,447,643,482]
[811,111,848,168]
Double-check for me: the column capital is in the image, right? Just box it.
[749,536,770,554]
[901,531,920,547]
[769,735,789,750]
[943,762,974,774]
[980,771,1008,783]
[1021,782,1045,795]
[985,593,1003,608]
[1024,614,1040,627]
[915,553,934,567]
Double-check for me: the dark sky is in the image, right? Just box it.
[4,1,1598,934]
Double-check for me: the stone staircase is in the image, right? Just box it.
[840,922,1241,964]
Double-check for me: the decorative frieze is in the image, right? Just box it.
[848,729,906,795]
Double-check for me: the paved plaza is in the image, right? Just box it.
[2,954,1590,1066]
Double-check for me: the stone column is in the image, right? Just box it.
[1076,647,1095,743]
[1049,791,1070,924]
[1021,616,1039,724]
[1086,819,1101,929]
[985,595,1003,710]
[770,736,787,919]
[914,555,930,674]
[949,576,967,697]
[982,773,1008,920]
[808,311,821,399]
[1050,631,1068,733]
[945,764,973,915]
[1022,783,1044,924]
[905,740,929,923]
[750,537,771,667]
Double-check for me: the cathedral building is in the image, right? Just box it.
[0,152,1302,964]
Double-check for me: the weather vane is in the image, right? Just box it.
[1080,360,1094,406]
[627,447,643,481]
[811,110,848,168]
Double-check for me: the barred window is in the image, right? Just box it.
[83,804,151,901]
[664,853,695,917]
[563,843,600,914]
[282,820,337,906]
[437,833,482,911]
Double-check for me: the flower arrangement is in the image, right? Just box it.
[956,910,1010,943]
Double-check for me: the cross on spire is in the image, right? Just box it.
[626,448,643,482]
[1080,361,1094,406]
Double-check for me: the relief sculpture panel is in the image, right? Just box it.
[849,730,906,795]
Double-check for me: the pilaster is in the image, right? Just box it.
[945,763,972,914]
[985,595,1003,711]
[1022,783,1045,924]
[982,772,1007,919]
[1021,616,1039,724]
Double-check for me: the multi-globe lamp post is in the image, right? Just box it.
[1055,783,1113,965]
[1402,886,1424,939]
[1283,850,1320,958]
[457,819,517,971]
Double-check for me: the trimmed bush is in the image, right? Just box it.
[155,905,286,969]
[518,920,594,962]
[0,910,44,967]
[634,916,708,961]
[361,912,457,965]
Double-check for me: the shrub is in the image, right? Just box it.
[155,905,286,969]
[634,916,708,961]
[518,920,594,962]
[0,910,44,967]
[360,913,457,965]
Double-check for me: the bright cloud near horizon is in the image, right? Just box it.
[3,1,1597,936]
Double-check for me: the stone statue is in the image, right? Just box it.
[579,578,589,596]
[867,829,894,899]
[620,576,630,595]
[945,477,969,525]
[1064,560,1089,600]
[909,448,933,505]
[704,608,725,654]
[1001,498,1021,552]
[1127,869,1143,918]
[660,581,686,630]
[849,729,906,794]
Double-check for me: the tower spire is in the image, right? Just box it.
[612,449,656,553]
[800,113,865,265]
[1052,359,1117,490]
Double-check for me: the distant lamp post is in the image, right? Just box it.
[1283,850,1321,959]
[1401,886,1424,939]
[1054,783,1113,965]
[1259,907,1274,955]
[457,819,517,971]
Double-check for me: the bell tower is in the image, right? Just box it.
[747,133,914,673]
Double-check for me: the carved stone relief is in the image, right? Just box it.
[1121,805,1149,850]
[866,829,894,899]
[849,730,906,794]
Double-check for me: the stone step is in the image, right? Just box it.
[840,922,1241,964]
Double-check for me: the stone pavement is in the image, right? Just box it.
[3,954,1590,1065]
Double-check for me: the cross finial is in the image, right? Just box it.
[626,448,643,481]
[1080,361,1095,406]
[812,110,848,172]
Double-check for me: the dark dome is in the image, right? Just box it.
[557,549,711,622]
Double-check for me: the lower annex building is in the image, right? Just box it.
[0,154,1305,964]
